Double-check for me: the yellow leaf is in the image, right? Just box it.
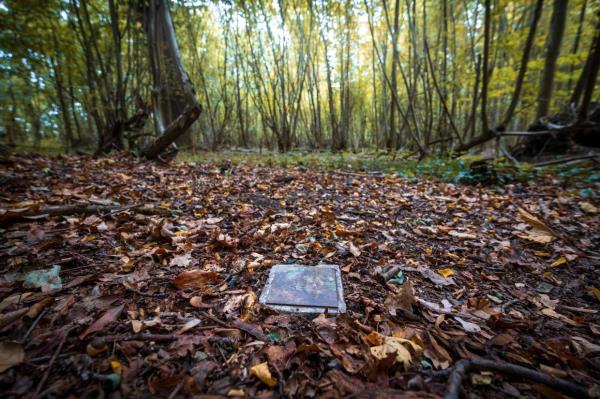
[549,257,567,268]
[250,362,278,387]
[86,342,108,356]
[81,235,96,243]
[543,271,560,285]
[365,331,384,346]
[227,388,245,397]
[437,268,454,278]
[591,286,600,302]
[370,337,422,370]
[111,360,122,375]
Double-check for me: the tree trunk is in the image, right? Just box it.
[501,0,544,128]
[536,0,568,119]
[142,0,201,159]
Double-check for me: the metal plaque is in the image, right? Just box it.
[260,264,346,314]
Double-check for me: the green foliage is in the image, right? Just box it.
[180,150,596,188]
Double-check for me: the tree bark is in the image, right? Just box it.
[143,0,201,159]
[501,0,544,128]
[536,0,568,119]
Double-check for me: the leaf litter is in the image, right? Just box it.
[0,154,598,398]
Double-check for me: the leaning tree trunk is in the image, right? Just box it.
[142,0,201,159]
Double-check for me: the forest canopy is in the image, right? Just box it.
[0,0,598,157]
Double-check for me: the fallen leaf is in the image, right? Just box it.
[190,296,213,308]
[348,241,361,257]
[250,362,278,387]
[454,316,481,333]
[173,270,222,290]
[0,341,24,373]
[176,318,201,335]
[370,336,422,369]
[365,331,384,346]
[541,308,578,326]
[517,208,555,244]
[448,231,477,240]
[548,256,567,268]
[437,268,454,278]
[227,388,245,397]
[590,286,600,302]
[420,267,455,286]
[80,304,125,339]
[384,280,415,315]
[169,253,193,267]
[579,201,598,214]
[131,320,143,333]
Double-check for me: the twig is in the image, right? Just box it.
[33,327,72,399]
[90,333,180,346]
[22,308,48,343]
[443,359,591,399]
[197,311,269,341]
[90,332,231,347]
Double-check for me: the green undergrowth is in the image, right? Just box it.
[181,150,598,194]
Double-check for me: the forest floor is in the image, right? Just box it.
[0,153,599,398]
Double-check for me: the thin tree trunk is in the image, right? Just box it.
[536,0,568,119]
[500,0,544,128]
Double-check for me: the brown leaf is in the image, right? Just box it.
[0,341,24,372]
[173,270,222,290]
[385,280,416,315]
[79,304,125,339]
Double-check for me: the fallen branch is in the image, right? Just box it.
[33,326,73,399]
[90,332,231,347]
[533,154,600,167]
[0,203,172,225]
[443,359,592,399]
[198,311,269,342]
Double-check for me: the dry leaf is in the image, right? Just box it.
[80,304,125,339]
[591,286,600,302]
[541,308,578,326]
[365,331,384,346]
[517,208,555,244]
[348,241,361,257]
[0,341,24,373]
[370,336,422,369]
[437,268,454,278]
[173,270,222,289]
[384,281,415,315]
[579,201,598,214]
[190,296,213,308]
[169,253,193,267]
[250,362,278,387]
[448,231,477,240]
[454,316,481,333]
[548,257,567,268]
[131,320,143,333]
[176,318,201,335]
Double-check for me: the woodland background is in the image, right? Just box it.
[0,0,598,158]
